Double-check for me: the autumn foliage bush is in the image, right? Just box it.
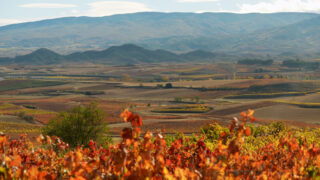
[0,109,320,179]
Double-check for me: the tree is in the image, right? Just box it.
[42,103,110,147]
[165,83,173,88]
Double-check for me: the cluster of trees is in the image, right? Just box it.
[282,59,319,70]
[238,59,274,66]
[156,83,173,88]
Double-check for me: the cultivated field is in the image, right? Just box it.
[0,62,319,138]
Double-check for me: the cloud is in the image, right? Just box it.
[239,0,320,13]
[178,0,218,2]
[87,1,151,17]
[0,18,22,26]
[20,3,76,8]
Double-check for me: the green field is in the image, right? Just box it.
[152,104,212,113]
[0,80,66,92]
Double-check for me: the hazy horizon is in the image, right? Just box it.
[1,0,320,26]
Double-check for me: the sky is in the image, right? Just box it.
[1,0,320,26]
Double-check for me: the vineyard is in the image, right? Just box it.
[151,104,212,113]
[1,109,320,179]
[224,91,310,99]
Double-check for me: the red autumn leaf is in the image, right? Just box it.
[121,128,133,139]
[240,111,247,117]
[249,116,256,122]
[220,131,227,138]
[120,109,143,127]
[244,127,251,136]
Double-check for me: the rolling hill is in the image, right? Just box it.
[0,44,234,65]
[0,12,319,57]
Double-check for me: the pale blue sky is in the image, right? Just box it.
[1,0,320,26]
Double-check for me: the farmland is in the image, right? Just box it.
[151,104,212,113]
[0,62,319,138]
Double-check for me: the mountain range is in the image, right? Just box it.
[0,12,320,58]
[0,44,238,65]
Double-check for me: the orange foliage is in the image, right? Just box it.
[0,109,319,179]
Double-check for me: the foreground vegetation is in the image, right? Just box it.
[43,103,111,147]
[0,109,320,179]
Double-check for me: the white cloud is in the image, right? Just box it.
[0,18,22,26]
[239,0,320,13]
[20,3,76,9]
[178,0,218,2]
[0,16,74,27]
[87,1,151,17]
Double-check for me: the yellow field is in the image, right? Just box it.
[0,103,55,115]
[152,104,212,113]
[0,121,41,133]
[0,103,16,110]
[175,67,203,73]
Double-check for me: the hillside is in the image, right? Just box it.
[0,44,232,65]
[227,16,320,54]
[0,12,319,57]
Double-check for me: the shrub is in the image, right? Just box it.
[201,122,229,143]
[16,111,35,124]
[156,84,163,88]
[42,103,110,147]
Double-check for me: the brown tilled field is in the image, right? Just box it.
[254,104,320,124]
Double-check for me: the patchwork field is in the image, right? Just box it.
[0,63,319,139]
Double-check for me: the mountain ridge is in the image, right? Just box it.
[0,12,319,57]
[0,44,233,65]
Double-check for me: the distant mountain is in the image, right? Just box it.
[66,44,183,64]
[141,16,320,55]
[0,12,319,57]
[0,48,65,65]
[233,16,320,54]
[15,48,66,65]
[0,44,235,65]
